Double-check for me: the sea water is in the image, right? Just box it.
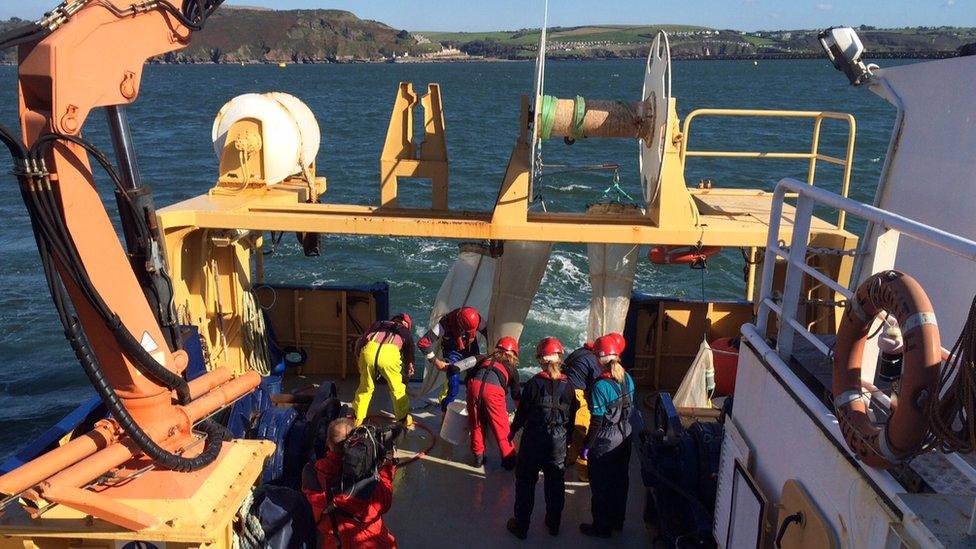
[0,59,906,459]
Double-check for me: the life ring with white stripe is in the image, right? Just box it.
[833,270,941,468]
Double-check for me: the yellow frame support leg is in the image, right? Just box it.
[379,82,449,210]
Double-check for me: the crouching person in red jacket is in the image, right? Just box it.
[302,418,397,549]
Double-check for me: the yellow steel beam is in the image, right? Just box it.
[160,198,853,248]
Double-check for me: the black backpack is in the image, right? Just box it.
[340,425,385,489]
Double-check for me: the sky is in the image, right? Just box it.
[3,1,973,32]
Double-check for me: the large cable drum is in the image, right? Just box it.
[212,92,321,185]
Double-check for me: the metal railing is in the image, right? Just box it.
[680,109,857,230]
[750,177,976,537]
[755,177,976,362]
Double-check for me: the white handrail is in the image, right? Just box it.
[756,177,976,358]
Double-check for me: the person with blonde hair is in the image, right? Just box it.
[506,337,578,539]
[579,334,635,538]
[440,336,522,468]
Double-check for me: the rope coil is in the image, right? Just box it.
[538,95,558,140]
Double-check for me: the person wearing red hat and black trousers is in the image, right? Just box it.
[418,306,485,412]
[505,337,579,540]
[441,336,522,469]
[580,334,635,538]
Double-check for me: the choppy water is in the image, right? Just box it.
[0,59,908,459]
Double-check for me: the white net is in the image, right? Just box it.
[673,339,713,408]
[410,244,496,398]
[585,205,640,341]
[487,241,553,344]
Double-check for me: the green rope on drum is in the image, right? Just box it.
[538,95,558,140]
[571,95,586,140]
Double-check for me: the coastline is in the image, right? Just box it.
[1,50,952,67]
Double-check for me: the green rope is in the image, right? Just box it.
[571,95,586,140]
[539,95,558,140]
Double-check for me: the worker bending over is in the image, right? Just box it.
[418,306,484,411]
[580,334,635,538]
[506,337,578,540]
[351,313,415,427]
[302,418,398,549]
[441,336,522,468]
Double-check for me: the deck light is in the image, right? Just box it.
[819,27,876,85]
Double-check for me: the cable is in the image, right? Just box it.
[28,134,191,403]
[0,123,222,472]
[157,0,225,31]
[0,22,49,51]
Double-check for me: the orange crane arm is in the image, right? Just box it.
[18,1,201,412]
[0,2,261,527]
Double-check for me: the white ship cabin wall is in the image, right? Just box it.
[718,55,976,549]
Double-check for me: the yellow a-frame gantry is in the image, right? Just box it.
[158,82,859,375]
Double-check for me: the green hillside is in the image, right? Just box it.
[2,9,974,63]
[0,8,426,64]
[421,24,976,60]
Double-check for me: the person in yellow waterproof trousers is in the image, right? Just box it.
[351,313,416,427]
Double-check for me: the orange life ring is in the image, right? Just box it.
[833,270,941,468]
[648,245,721,265]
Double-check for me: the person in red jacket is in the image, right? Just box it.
[302,418,397,549]
[442,336,521,468]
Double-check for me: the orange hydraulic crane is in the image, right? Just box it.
[0,0,261,530]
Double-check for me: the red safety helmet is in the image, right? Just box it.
[392,312,412,330]
[583,341,595,351]
[456,307,481,333]
[495,336,520,356]
[593,335,622,360]
[536,337,565,359]
[605,332,626,353]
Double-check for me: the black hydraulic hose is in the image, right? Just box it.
[158,0,225,31]
[23,170,191,404]
[26,135,192,404]
[65,313,223,472]
[36,178,193,404]
[3,127,222,475]
[0,123,28,160]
